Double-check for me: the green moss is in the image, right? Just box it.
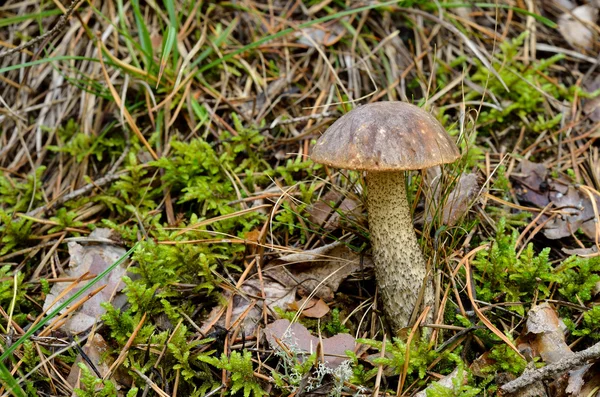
[200,350,266,397]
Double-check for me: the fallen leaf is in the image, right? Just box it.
[562,245,598,256]
[414,368,462,397]
[67,333,112,387]
[289,297,330,319]
[513,160,600,240]
[566,364,593,395]
[583,75,600,122]
[264,319,356,369]
[425,169,479,226]
[239,76,298,118]
[574,363,600,397]
[470,351,497,377]
[200,278,296,337]
[524,303,573,364]
[267,242,373,301]
[66,333,132,393]
[512,161,550,208]
[307,190,361,231]
[244,229,261,243]
[296,23,346,47]
[43,229,128,334]
[558,5,598,50]
[451,5,473,21]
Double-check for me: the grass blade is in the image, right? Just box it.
[0,56,101,75]
[131,0,154,70]
[0,9,62,28]
[157,25,177,88]
[195,0,409,74]
[0,361,25,397]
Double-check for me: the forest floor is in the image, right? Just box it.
[1,1,600,396]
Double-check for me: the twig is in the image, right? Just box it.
[500,341,600,394]
[26,172,126,217]
[0,0,83,58]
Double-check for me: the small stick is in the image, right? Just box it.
[0,0,83,58]
[26,173,125,217]
[500,341,600,394]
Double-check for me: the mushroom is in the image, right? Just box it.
[310,101,460,331]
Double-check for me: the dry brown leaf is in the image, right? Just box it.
[414,368,462,397]
[200,278,296,336]
[565,364,593,395]
[267,242,373,301]
[307,190,361,231]
[562,245,598,256]
[67,334,112,387]
[424,168,479,226]
[43,229,128,334]
[584,75,600,122]
[244,229,261,243]
[67,333,132,394]
[289,297,330,319]
[513,160,600,240]
[296,23,346,47]
[513,161,550,208]
[264,319,355,369]
[470,351,497,377]
[512,304,600,397]
[573,363,600,397]
[558,5,599,50]
[525,303,573,364]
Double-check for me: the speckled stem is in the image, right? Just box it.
[366,171,433,331]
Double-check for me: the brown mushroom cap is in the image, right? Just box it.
[310,101,460,171]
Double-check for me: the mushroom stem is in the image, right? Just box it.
[366,171,433,331]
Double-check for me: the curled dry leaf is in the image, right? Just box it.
[514,304,600,397]
[307,190,361,231]
[264,319,356,369]
[524,303,573,364]
[562,245,598,256]
[288,297,330,319]
[472,303,571,386]
[558,5,599,50]
[43,229,128,334]
[513,160,600,240]
[267,241,373,301]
